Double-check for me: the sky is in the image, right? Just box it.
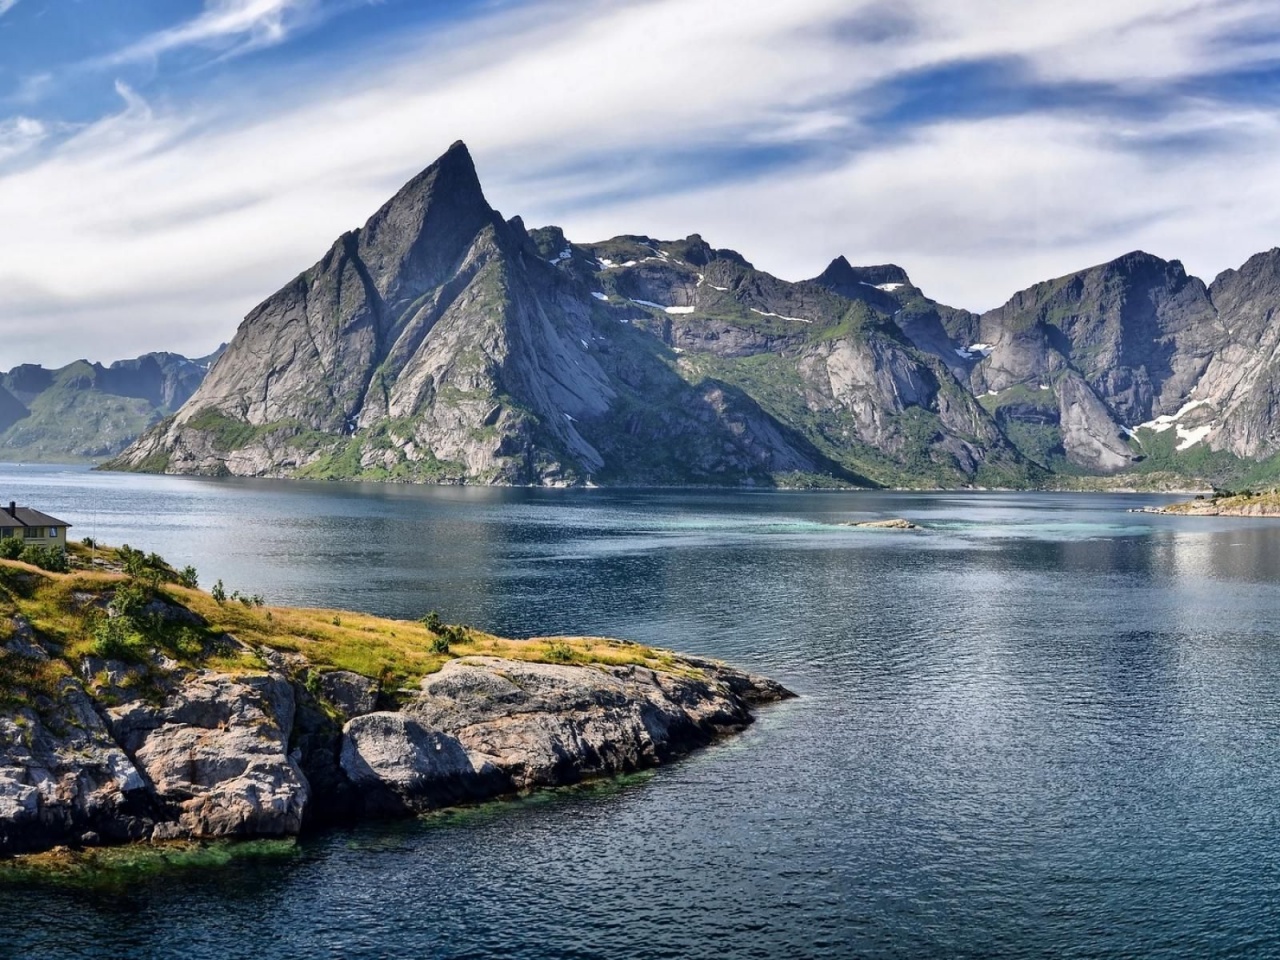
[2,0,1280,366]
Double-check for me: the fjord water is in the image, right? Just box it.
[5,467,1280,959]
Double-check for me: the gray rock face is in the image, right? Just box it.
[340,656,782,813]
[319,670,380,718]
[104,139,1280,484]
[1189,249,1280,458]
[0,637,307,854]
[974,252,1218,425]
[105,672,308,840]
[109,142,1031,489]
[0,625,788,855]
[1055,372,1137,471]
[0,681,152,853]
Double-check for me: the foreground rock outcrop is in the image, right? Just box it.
[0,605,789,856]
[340,656,784,815]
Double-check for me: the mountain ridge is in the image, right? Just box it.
[106,141,1280,490]
[0,347,224,461]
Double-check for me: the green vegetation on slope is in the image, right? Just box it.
[0,541,685,714]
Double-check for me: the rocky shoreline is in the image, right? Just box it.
[0,556,791,857]
[1135,491,1280,518]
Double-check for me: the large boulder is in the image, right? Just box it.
[339,656,782,813]
[105,672,308,839]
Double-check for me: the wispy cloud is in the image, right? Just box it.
[3,0,1280,365]
[0,1,19,17]
[0,116,46,163]
[104,0,325,64]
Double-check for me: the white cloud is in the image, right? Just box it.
[0,0,19,17]
[0,115,47,163]
[105,0,324,64]
[560,106,1280,310]
[3,0,1280,364]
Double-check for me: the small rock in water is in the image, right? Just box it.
[843,518,919,530]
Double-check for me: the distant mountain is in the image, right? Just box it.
[106,140,1280,489]
[0,348,223,461]
[849,249,1280,484]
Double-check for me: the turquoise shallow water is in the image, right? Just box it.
[3,466,1280,958]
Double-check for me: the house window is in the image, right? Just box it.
[23,527,40,538]
[48,527,58,538]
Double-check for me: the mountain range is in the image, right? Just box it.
[100,141,1280,489]
[0,349,223,461]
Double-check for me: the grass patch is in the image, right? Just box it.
[0,542,694,701]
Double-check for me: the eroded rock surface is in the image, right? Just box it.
[340,657,783,814]
[0,634,789,856]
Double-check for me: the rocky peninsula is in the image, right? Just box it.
[1139,490,1280,517]
[0,544,790,857]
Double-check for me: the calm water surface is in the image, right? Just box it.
[2,466,1280,959]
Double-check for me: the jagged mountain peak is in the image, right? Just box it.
[351,141,501,304]
[816,256,911,289]
[108,142,1280,490]
[1211,246,1280,289]
[109,141,1031,488]
[809,257,912,316]
[391,139,482,203]
[1100,251,1191,283]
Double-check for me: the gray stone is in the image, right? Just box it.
[340,655,789,813]
[318,670,379,718]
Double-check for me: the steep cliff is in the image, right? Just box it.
[103,141,1280,488]
[109,142,1032,489]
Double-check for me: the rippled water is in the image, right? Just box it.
[3,466,1280,958]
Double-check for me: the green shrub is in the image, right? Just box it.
[20,544,68,572]
[0,537,23,560]
[211,579,226,604]
[177,566,199,589]
[163,627,205,659]
[109,580,149,619]
[429,633,451,655]
[421,611,443,633]
[92,615,147,662]
[117,544,173,585]
[545,640,574,663]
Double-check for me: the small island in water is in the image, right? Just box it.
[0,540,790,858]
[1140,488,1280,517]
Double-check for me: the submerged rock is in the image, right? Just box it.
[842,518,919,530]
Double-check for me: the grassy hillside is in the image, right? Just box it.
[0,541,688,713]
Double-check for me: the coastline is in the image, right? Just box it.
[0,544,792,858]
[1134,491,1280,518]
[48,456,1215,495]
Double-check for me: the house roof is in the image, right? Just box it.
[0,506,71,528]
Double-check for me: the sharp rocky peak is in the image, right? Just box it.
[349,140,502,304]
[815,256,911,289]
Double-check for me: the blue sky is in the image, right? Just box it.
[3,0,1280,365]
